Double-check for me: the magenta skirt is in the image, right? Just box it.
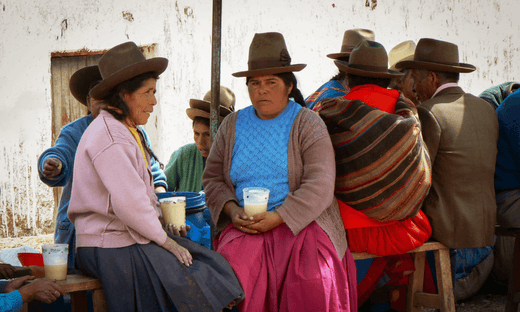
[217,221,357,312]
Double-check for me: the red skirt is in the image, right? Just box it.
[339,199,432,256]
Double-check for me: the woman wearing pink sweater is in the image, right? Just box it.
[68,42,243,312]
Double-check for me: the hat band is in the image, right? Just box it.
[416,58,462,66]
[249,58,292,70]
[340,45,355,53]
[349,63,389,73]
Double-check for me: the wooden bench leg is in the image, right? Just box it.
[92,288,108,312]
[407,251,426,312]
[505,236,520,312]
[70,291,89,312]
[434,248,455,312]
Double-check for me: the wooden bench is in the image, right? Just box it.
[22,274,107,312]
[495,226,520,312]
[351,241,455,312]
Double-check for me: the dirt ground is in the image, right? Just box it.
[0,234,53,253]
[0,235,514,311]
[423,293,509,311]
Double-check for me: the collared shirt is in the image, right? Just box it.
[431,82,459,98]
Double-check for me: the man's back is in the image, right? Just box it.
[418,86,498,248]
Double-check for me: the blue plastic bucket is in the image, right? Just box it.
[156,191,211,249]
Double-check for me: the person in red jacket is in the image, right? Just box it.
[317,40,433,311]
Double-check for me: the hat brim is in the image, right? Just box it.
[395,60,476,73]
[69,66,103,106]
[334,60,403,79]
[186,108,227,122]
[232,64,306,77]
[326,52,352,60]
[188,99,233,116]
[90,58,168,99]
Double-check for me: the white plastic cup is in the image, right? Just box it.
[243,187,270,217]
[42,244,68,280]
[159,196,186,228]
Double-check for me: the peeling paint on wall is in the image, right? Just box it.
[122,11,134,22]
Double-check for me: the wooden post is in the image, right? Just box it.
[209,0,222,251]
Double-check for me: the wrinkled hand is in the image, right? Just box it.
[246,211,284,233]
[13,277,64,304]
[167,224,191,238]
[223,202,258,234]
[42,158,62,178]
[161,237,192,267]
[0,263,16,279]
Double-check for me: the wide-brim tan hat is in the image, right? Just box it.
[232,32,306,77]
[395,38,475,73]
[69,65,102,106]
[327,29,375,60]
[389,40,416,71]
[90,42,168,99]
[334,40,403,79]
[186,86,235,121]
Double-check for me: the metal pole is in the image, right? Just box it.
[209,0,222,251]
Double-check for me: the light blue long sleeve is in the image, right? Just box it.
[0,281,23,312]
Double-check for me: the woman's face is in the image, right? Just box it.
[248,74,293,120]
[193,121,211,157]
[121,78,157,125]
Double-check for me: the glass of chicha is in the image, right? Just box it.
[243,187,270,217]
[42,244,68,280]
[159,196,186,228]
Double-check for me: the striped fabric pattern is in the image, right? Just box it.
[317,96,431,221]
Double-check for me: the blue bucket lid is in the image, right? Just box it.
[156,191,206,209]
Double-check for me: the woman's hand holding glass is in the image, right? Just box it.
[224,201,283,234]
[246,211,284,233]
[161,237,192,267]
[224,202,258,234]
[166,223,191,238]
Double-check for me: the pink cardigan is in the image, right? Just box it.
[203,108,348,259]
[68,110,167,248]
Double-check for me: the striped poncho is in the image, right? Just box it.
[317,96,431,222]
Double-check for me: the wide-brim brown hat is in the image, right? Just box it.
[232,32,306,77]
[327,29,375,60]
[69,65,102,106]
[395,38,475,73]
[388,40,416,71]
[186,86,236,121]
[90,42,168,99]
[334,40,403,79]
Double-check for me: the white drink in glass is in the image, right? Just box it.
[45,264,68,280]
[159,197,186,228]
[243,187,270,217]
[244,203,268,217]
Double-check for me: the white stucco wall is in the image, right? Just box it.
[0,0,519,237]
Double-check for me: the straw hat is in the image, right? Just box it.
[327,29,375,60]
[395,38,475,73]
[232,32,306,77]
[334,40,403,79]
[90,42,168,99]
[186,86,235,121]
[69,65,102,105]
[388,40,416,71]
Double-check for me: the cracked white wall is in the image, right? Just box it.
[0,0,518,237]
